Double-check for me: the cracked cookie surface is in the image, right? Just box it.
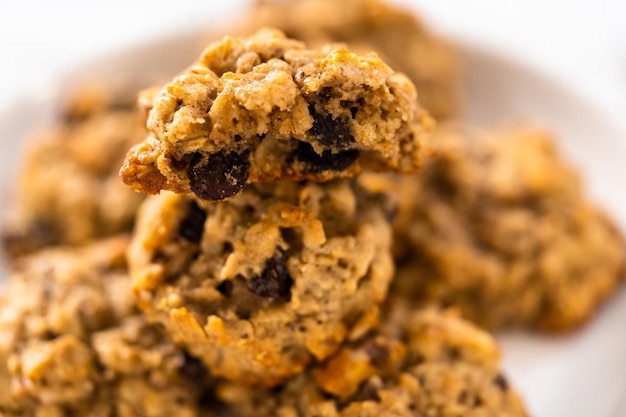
[120,28,434,201]
[365,125,625,330]
[2,85,146,259]
[129,179,395,386]
[0,237,214,417]
[239,0,462,119]
[218,304,529,417]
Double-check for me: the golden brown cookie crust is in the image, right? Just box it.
[120,28,434,201]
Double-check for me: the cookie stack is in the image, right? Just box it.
[1,1,624,416]
[118,27,527,415]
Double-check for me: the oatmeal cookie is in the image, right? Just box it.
[239,0,462,119]
[2,85,147,259]
[0,237,214,417]
[368,125,625,330]
[120,28,434,201]
[218,305,529,417]
[129,179,395,386]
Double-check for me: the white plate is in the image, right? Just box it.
[1,25,626,417]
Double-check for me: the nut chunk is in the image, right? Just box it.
[129,179,395,386]
[120,28,434,201]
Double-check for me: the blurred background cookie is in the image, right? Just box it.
[0,236,216,417]
[2,85,146,259]
[362,124,625,331]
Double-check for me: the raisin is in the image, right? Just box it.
[223,241,234,254]
[458,390,469,403]
[179,353,207,380]
[247,255,293,300]
[188,151,250,201]
[364,341,390,368]
[293,141,359,173]
[178,199,207,243]
[2,220,59,258]
[216,280,234,296]
[309,105,354,148]
[493,373,509,391]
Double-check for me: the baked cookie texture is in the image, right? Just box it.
[0,237,215,417]
[120,28,434,201]
[129,179,395,386]
[368,125,625,330]
[2,85,146,259]
[240,0,462,119]
[218,304,529,417]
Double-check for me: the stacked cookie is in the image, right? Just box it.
[381,125,625,331]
